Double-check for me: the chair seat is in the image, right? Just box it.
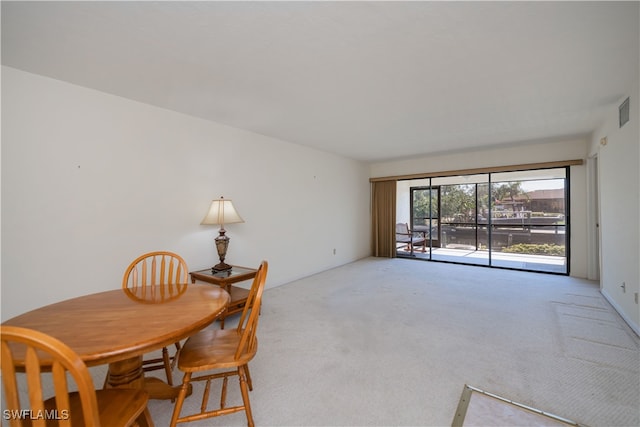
[396,222,427,253]
[42,389,150,427]
[396,235,425,244]
[179,329,257,372]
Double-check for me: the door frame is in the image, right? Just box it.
[410,185,441,248]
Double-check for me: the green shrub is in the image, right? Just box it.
[502,243,565,256]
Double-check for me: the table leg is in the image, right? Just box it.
[106,356,145,389]
[105,356,191,400]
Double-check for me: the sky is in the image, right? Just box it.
[521,179,565,192]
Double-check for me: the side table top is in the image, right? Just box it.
[190,265,258,285]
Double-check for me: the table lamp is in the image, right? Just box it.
[201,196,244,273]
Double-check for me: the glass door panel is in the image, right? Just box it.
[475,180,490,266]
[490,170,567,273]
[430,175,490,265]
[411,186,439,248]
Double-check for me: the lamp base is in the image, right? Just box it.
[212,262,233,273]
[212,229,232,273]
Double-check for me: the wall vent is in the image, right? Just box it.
[619,97,630,128]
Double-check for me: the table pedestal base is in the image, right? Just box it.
[106,356,191,400]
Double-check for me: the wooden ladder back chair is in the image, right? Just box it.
[122,251,189,386]
[1,325,153,427]
[170,260,269,427]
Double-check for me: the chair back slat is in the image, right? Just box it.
[152,256,159,285]
[167,259,174,285]
[131,267,139,292]
[142,259,148,286]
[235,261,268,360]
[122,251,189,303]
[24,347,46,426]
[51,362,72,427]
[1,326,102,427]
[1,341,22,421]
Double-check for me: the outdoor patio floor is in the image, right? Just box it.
[397,246,567,274]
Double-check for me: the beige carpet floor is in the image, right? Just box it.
[145,257,639,426]
[10,257,639,426]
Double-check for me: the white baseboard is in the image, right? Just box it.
[601,289,640,337]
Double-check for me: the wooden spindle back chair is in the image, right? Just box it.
[170,260,269,427]
[122,251,189,385]
[1,325,152,427]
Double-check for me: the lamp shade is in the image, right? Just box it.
[201,197,244,226]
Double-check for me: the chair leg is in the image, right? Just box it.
[238,367,254,427]
[170,342,181,370]
[162,347,173,386]
[170,372,192,427]
[242,364,253,391]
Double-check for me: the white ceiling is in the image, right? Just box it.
[2,1,638,162]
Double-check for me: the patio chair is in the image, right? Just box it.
[396,223,427,255]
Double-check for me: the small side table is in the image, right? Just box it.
[189,265,258,329]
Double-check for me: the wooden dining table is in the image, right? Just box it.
[2,283,230,400]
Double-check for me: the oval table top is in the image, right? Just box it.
[2,284,230,367]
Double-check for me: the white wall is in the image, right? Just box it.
[589,80,640,334]
[1,67,371,321]
[370,138,589,278]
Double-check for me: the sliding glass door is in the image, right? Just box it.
[433,175,490,266]
[397,167,568,274]
[489,170,567,273]
[411,186,440,248]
